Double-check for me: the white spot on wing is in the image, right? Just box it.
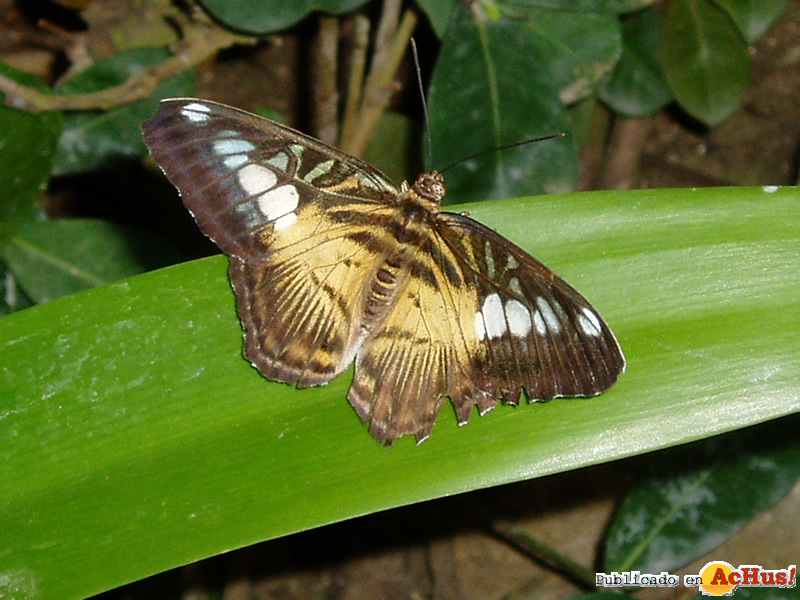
[273,212,297,231]
[223,155,249,169]
[303,159,335,183]
[578,306,602,337]
[509,277,523,295]
[181,103,211,122]
[507,255,519,269]
[535,297,561,334]
[213,139,256,156]
[533,310,546,336]
[474,312,486,341]
[481,293,507,339]
[485,242,496,276]
[258,184,299,220]
[505,299,532,337]
[238,164,277,196]
[360,176,383,191]
[267,153,290,172]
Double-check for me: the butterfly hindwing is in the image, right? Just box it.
[349,211,625,443]
[438,213,625,397]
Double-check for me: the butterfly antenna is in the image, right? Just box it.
[440,133,566,174]
[411,38,434,172]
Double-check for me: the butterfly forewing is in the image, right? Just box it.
[143,99,400,386]
[142,99,400,260]
[143,98,625,444]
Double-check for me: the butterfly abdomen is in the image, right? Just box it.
[363,259,405,325]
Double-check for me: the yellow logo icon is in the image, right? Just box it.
[699,561,738,596]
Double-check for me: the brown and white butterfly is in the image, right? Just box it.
[142,99,625,444]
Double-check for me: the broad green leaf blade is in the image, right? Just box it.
[598,7,673,116]
[713,0,789,44]
[52,48,196,176]
[1,186,799,600]
[0,62,63,250]
[428,5,577,202]
[662,0,751,126]
[2,219,185,303]
[604,423,800,574]
[198,0,369,34]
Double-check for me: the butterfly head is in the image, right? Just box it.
[412,171,447,205]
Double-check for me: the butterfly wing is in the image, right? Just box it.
[142,99,401,386]
[348,211,625,443]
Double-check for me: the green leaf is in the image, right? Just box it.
[417,0,456,38]
[598,7,673,116]
[510,5,622,102]
[427,5,578,202]
[1,186,799,600]
[52,47,196,176]
[427,4,622,202]
[662,0,752,126]
[0,266,34,316]
[0,62,63,250]
[198,0,369,34]
[604,422,800,573]
[500,0,654,12]
[713,0,790,44]
[2,219,185,303]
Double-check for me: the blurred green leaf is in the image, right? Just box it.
[198,0,369,34]
[0,266,34,316]
[511,5,622,102]
[3,219,185,304]
[52,47,195,176]
[598,7,672,116]
[1,185,798,600]
[714,0,789,44]
[363,110,419,184]
[605,421,800,574]
[500,0,653,12]
[417,0,456,37]
[662,0,751,126]
[0,62,63,250]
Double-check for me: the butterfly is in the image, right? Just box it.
[142,98,625,444]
